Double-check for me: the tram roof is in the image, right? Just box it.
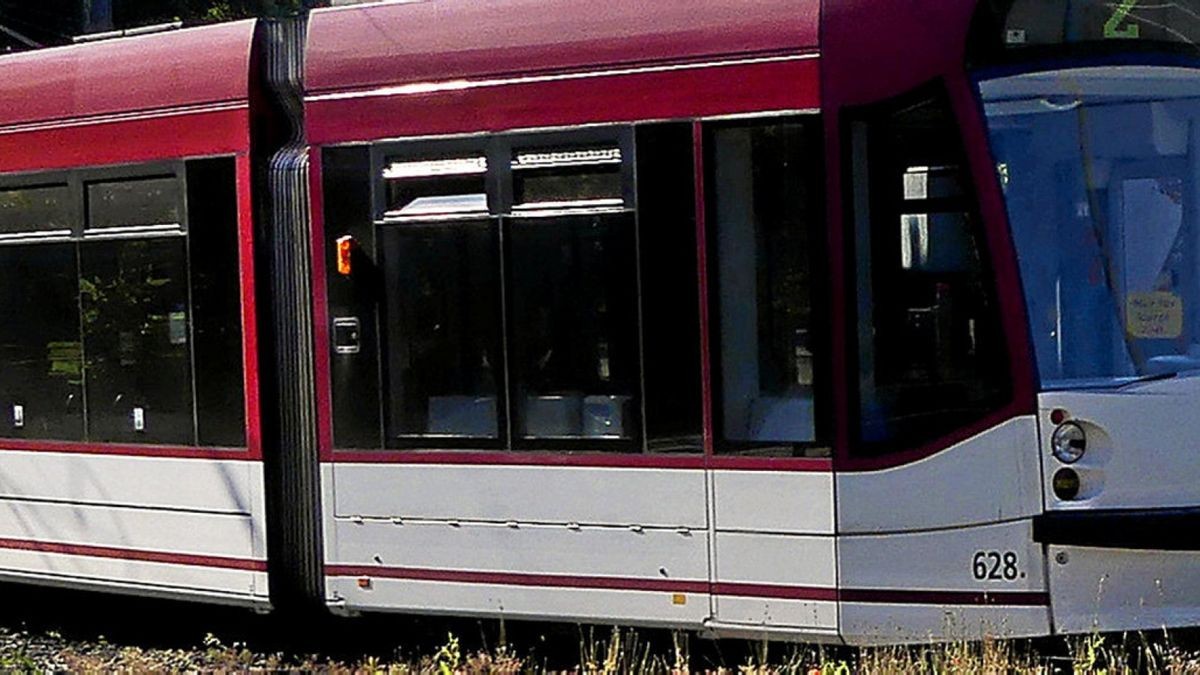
[0,20,256,130]
[305,0,821,97]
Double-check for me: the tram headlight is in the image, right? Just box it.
[1051,421,1087,464]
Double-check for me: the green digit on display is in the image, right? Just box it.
[1104,0,1141,39]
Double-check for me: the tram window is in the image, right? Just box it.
[512,148,624,210]
[86,177,181,230]
[637,123,704,453]
[383,156,488,220]
[509,212,640,441]
[380,220,503,441]
[848,89,1010,453]
[81,237,194,445]
[187,158,246,447]
[0,244,83,440]
[0,185,72,234]
[707,120,827,453]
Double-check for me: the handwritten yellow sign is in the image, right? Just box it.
[1127,292,1183,339]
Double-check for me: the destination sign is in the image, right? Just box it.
[1001,0,1200,50]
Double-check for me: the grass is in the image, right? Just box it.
[7,625,1200,673]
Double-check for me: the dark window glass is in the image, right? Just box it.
[513,148,624,208]
[0,185,72,234]
[709,121,826,452]
[86,177,181,230]
[509,213,640,441]
[637,124,703,453]
[81,237,194,444]
[849,90,1010,453]
[383,156,488,219]
[381,220,502,440]
[187,158,246,447]
[0,244,83,440]
[325,146,383,449]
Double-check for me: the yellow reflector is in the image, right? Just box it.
[672,594,687,606]
[337,235,355,276]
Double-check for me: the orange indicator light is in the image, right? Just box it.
[357,577,372,590]
[337,235,355,276]
[672,594,687,606]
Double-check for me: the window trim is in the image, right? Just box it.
[838,78,1037,470]
[702,115,834,458]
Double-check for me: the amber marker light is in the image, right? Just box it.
[357,577,372,590]
[1053,468,1081,501]
[337,235,355,276]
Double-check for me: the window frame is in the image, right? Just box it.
[842,80,1023,461]
[701,115,835,458]
[0,158,248,451]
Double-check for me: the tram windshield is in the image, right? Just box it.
[980,66,1200,388]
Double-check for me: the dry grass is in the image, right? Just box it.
[7,625,1200,673]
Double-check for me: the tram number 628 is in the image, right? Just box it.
[971,551,1024,581]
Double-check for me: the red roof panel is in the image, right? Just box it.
[306,0,819,95]
[0,20,256,129]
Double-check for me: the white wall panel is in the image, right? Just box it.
[0,451,259,514]
[328,577,710,626]
[0,500,257,559]
[713,471,833,534]
[0,548,267,607]
[332,519,708,582]
[838,520,1045,593]
[840,603,1050,645]
[837,417,1042,533]
[332,464,707,528]
[714,532,836,587]
[1048,546,1200,634]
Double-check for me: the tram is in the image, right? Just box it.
[0,0,1196,645]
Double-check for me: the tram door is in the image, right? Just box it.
[832,88,1049,643]
[702,118,840,637]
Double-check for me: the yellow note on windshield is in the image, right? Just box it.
[1127,292,1183,339]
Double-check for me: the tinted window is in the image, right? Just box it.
[708,121,827,453]
[637,124,703,453]
[187,158,246,447]
[0,244,83,440]
[324,146,383,449]
[81,237,194,444]
[87,177,181,230]
[0,185,73,235]
[849,90,1010,453]
[509,213,640,441]
[381,220,503,440]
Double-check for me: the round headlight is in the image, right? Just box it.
[1051,421,1087,464]
[1053,468,1081,501]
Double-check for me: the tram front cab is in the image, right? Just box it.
[976,0,1200,634]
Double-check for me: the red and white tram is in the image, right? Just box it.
[0,0,1198,645]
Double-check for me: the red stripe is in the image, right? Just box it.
[713,582,838,602]
[328,565,1048,607]
[330,450,708,470]
[327,565,708,594]
[0,538,267,572]
[840,588,1049,607]
[235,153,264,461]
[692,121,715,460]
[309,149,336,463]
[0,439,257,461]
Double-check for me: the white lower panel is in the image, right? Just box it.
[1049,546,1200,634]
[332,519,708,582]
[0,547,267,607]
[840,603,1051,645]
[715,596,837,631]
[712,471,834,534]
[328,577,709,627]
[713,532,838,630]
[839,520,1046,594]
[0,501,257,558]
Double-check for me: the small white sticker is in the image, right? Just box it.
[1006,29,1027,45]
[12,404,23,429]
[132,407,145,432]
